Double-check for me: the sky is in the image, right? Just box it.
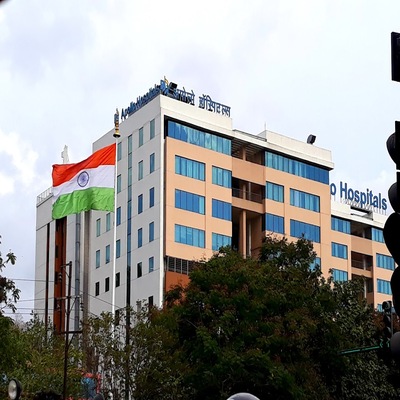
[1,0,400,320]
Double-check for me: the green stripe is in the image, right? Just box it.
[52,187,114,220]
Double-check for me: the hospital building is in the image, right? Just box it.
[34,78,393,331]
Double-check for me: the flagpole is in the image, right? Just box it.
[111,108,120,318]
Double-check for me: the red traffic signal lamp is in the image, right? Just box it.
[385,122,400,315]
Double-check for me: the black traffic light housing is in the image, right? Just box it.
[384,121,400,315]
[392,32,400,82]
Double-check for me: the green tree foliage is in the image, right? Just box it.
[161,236,399,400]
[0,236,19,313]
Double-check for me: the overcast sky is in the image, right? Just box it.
[1,0,400,320]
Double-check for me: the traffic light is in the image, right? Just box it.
[384,122,400,315]
[392,32,400,82]
[382,300,393,342]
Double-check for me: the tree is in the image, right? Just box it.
[162,236,398,400]
[0,236,19,314]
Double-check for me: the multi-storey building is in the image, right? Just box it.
[34,78,393,330]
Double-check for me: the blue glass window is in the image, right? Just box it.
[331,217,350,234]
[332,242,348,259]
[149,222,154,242]
[175,189,205,214]
[168,120,231,155]
[96,250,100,268]
[290,220,321,243]
[212,199,232,221]
[372,227,384,243]
[290,189,320,212]
[175,155,205,181]
[377,253,395,271]
[212,166,232,188]
[310,257,321,271]
[150,119,155,139]
[138,160,143,180]
[116,239,121,258]
[128,134,133,154]
[266,182,284,202]
[138,228,143,248]
[139,127,144,147]
[105,245,110,264]
[149,256,154,273]
[106,213,111,231]
[265,213,284,234]
[175,224,205,248]
[332,269,348,282]
[212,233,232,251]
[117,142,122,161]
[150,153,155,173]
[149,187,155,208]
[116,207,121,226]
[265,151,329,184]
[377,279,392,295]
[96,218,101,237]
[137,262,142,278]
[117,174,122,193]
[138,194,143,214]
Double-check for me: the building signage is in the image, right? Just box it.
[121,78,231,120]
[330,181,387,212]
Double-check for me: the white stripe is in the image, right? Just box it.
[52,165,115,203]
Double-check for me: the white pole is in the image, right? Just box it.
[111,108,120,317]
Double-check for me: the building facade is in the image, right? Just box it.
[34,79,393,329]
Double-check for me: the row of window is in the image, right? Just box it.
[265,151,329,184]
[168,120,231,155]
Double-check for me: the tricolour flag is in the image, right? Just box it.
[52,143,116,220]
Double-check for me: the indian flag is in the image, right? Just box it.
[52,143,116,220]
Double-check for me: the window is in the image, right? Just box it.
[96,218,101,237]
[266,182,284,202]
[332,269,348,282]
[175,224,205,248]
[96,250,100,268]
[117,142,122,161]
[149,256,154,273]
[212,233,232,251]
[116,207,121,226]
[175,155,205,181]
[168,120,231,155]
[105,277,110,292]
[128,134,133,153]
[139,127,144,147]
[377,279,392,295]
[138,160,143,180]
[150,153,155,173]
[106,213,111,232]
[212,199,232,221]
[150,119,155,139]
[310,257,321,271]
[116,272,120,287]
[138,228,143,248]
[377,253,395,271]
[265,213,284,234]
[212,166,231,188]
[175,189,205,214]
[138,194,143,214]
[137,262,142,278]
[149,222,154,242]
[332,242,348,259]
[290,219,321,243]
[128,167,132,186]
[265,151,329,184]
[148,295,154,307]
[95,282,99,296]
[331,217,350,234]
[117,174,122,193]
[372,227,385,243]
[290,189,320,212]
[105,245,111,264]
[116,239,121,258]
[149,187,154,208]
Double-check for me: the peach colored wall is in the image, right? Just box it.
[165,271,190,292]
[164,137,232,261]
